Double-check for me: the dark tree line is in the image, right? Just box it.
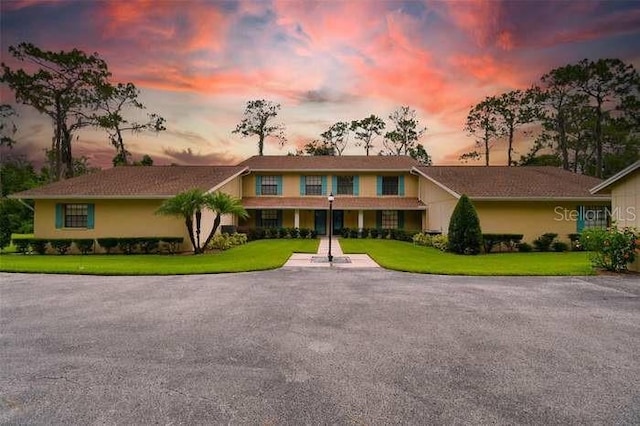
[462,58,639,178]
[1,43,165,181]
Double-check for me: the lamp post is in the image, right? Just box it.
[328,192,334,262]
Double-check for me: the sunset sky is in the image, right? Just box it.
[1,0,639,167]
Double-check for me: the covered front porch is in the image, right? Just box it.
[239,197,426,235]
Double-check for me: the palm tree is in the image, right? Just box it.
[156,188,208,254]
[202,192,248,249]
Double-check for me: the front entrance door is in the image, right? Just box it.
[314,210,327,235]
[332,210,344,234]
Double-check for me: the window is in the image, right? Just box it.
[382,176,399,195]
[580,206,609,230]
[336,176,354,195]
[305,176,322,195]
[260,210,279,228]
[381,210,398,229]
[261,176,278,195]
[64,204,88,228]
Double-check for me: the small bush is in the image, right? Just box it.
[551,241,569,252]
[518,242,533,252]
[298,228,310,239]
[432,234,449,252]
[12,238,30,254]
[160,237,183,254]
[208,233,248,251]
[581,227,638,272]
[448,194,483,255]
[73,239,94,254]
[31,239,49,255]
[97,238,119,253]
[533,233,558,252]
[50,239,73,255]
[118,238,139,254]
[139,238,159,254]
[341,228,351,238]
[568,233,583,251]
[369,228,379,239]
[413,233,433,247]
[482,234,524,253]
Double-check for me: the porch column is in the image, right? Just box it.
[358,210,364,236]
[294,209,300,228]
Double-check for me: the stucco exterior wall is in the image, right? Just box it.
[474,200,611,243]
[34,199,192,251]
[418,179,458,233]
[609,172,639,271]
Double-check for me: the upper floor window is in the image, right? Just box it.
[382,176,399,195]
[305,175,323,195]
[261,176,278,195]
[377,175,405,196]
[336,176,354,195]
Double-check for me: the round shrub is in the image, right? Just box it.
[517,242,533,252]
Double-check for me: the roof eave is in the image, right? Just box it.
[469,196,611,202]
[590,160,640,194]
[411,167,461,198]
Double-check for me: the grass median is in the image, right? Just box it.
[0,239,319,275]
[340,239,594,276]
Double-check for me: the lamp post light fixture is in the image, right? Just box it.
[328,192,334,262]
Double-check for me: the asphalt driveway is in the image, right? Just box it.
[1,269,639,424]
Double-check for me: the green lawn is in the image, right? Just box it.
[0,239,319,275]
[340,239,594,276]
[1,233,34,254]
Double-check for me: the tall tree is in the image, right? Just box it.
[0,104,17,148]
[573,58,638,177]
[461,97,500,166]
[408,144,432,165]
[350,114,385,156]
[492,89,540,166]
[1,43,111,180]
[320,121,349,155]
[382,106,427,155]
[233,99,286,156]
[94,82,166,165]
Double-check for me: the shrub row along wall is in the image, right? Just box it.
[237,227,318,241]
[11,237,184,255]
[341,228,421,242]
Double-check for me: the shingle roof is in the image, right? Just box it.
[10,166,247,199]
[239,155,419,171]
[414,166,609,199]
[242,197,426,210]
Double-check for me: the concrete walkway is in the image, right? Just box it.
[283,237,380,268]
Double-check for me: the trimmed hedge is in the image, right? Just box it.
[482,233,524,253]
[237,227,317,241]
[7,237,185,255]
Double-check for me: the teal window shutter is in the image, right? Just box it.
[332,176,337,194]
[276,176,283,195]
[300,176,306,195]
[55,204,63,229]
[398,176,405,196]
[376,176,382,196]
[321,176,327,195]
[376,211,382,228]
[398,211,405,229]
[256,176,262,196]
[353,175,359,196]
[577,205,585,232]
[87,204,95,229]
[277,210,283,227]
